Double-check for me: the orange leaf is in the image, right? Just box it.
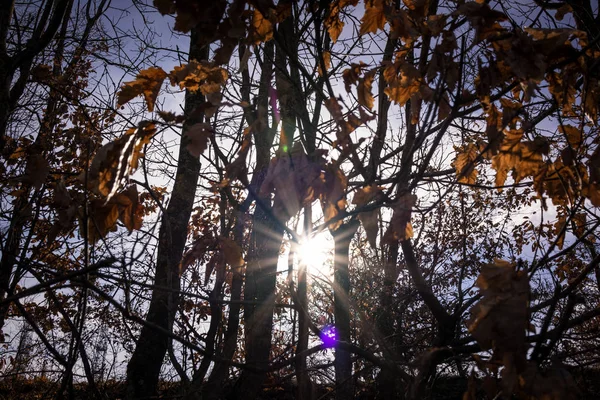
[452,144,479,185]
[250,8,273,44]
[117,67,167,112]
[87,122,156,199]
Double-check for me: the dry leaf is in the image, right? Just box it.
[185,123,213,157]
[383,193,417,243]
[220,237,244,267]
[359,0,386,36]
[357,69,376,109]
[117,67,167,112]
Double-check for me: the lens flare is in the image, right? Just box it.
[320,325,337,348]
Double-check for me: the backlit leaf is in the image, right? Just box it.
[250,8,273,44]
[357,69,376,109]
[185,123,213,157]
[359,0,386,36]
[117,67,167,112]
[383,193,417,243]
[220,237,244,267]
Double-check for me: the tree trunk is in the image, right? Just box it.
[331,220,359,400]
[125,33,207,400]
[231,40,284,399]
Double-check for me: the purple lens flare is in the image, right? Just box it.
[320,325,337,348]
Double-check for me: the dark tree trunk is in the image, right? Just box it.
[231,40,284,399]
[125,34,207,400]
[331,220,359,400]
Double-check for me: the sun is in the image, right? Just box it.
[297,234,333,277]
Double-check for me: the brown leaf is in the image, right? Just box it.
[342,62,366,93]
[250,8,273,44]
[318,51,331,76]
[384,62,422,106]
[383,194,417,243]
[357,69,376,109]
[360,0,386,36]
[169,61,228,94]
[117,67,167,112]
[117,185,144,232]
[467,260,529,360]
[185,123,213,157]
[53,180,71,208]
[352,185,382,248]
[86,199,120,244]
[262,143,327,222]
[157,110,185,124]
[23,153,50,190]
[359,210,378,249]
[220,237,244,267]
[321,163,347,231]
[555,3,572,21]
[559,124,582,149]
[438,92,451,121]
[352,184,382,207]
[452,144,479,185]
[324,0,358,42]
[87,122,156,199]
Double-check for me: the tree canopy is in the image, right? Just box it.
[2,0,600,399]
